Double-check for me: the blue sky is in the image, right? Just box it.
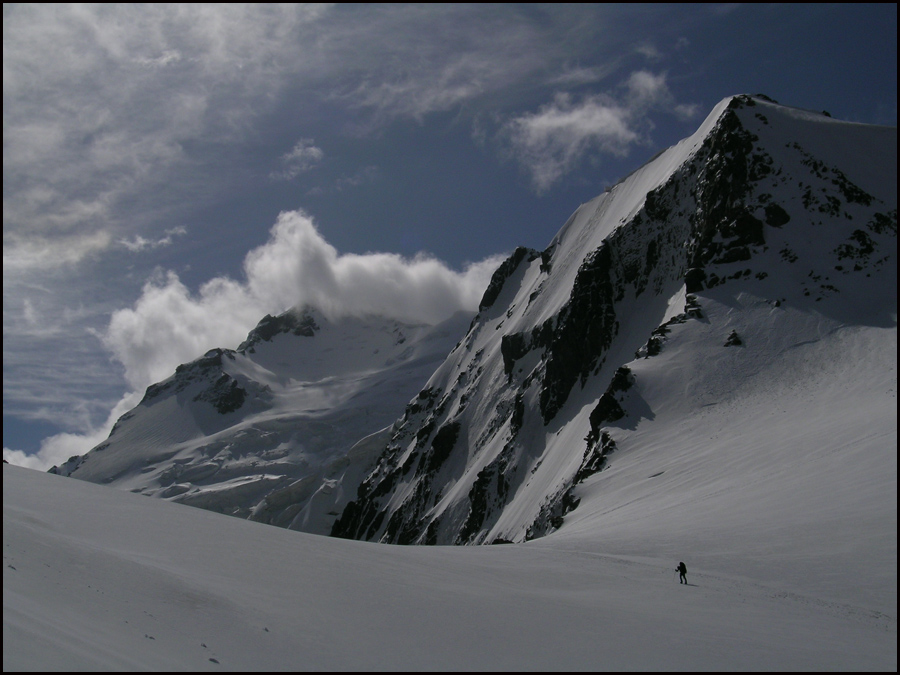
[3,4,897,468]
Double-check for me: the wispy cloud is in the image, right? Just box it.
[2,4,659,272]
[270,139,325,181]
[118,227,188,253]
[501,71,699,192]
[502,93,637,193]
[3,4,330,268]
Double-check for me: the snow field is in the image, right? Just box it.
[4,461,896,671]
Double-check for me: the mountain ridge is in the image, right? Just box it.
[53,95,896,552]
[53,306,474,535]
[330,94,896,544]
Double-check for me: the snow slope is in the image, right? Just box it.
[4,463,895,671]
[54,308,472,535]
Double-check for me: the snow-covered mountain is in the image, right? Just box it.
[331,94,897,545]
[54,95,895,562]
[7,95,896,669]
[52,307,473,535]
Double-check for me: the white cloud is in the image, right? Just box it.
[624,71,670,107]
[3,4,330,268]
[502,71,699,192]
[549,64,621,87]
[635,43,663,62]
[118,227,188,253]
[270,139,325,181]
[3,391,142,471]
[103,209,505,390]
[503,92,637,193]
[2,230,115,272]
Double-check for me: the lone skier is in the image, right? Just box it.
[677,561,687,584]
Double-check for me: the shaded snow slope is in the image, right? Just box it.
[55,307,472,535]
[332,95,897,548]
[4,464,896,671]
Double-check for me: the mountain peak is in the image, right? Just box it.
[237,306,321,353]
[332,94,896,545]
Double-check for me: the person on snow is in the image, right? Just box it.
[677,561,687,584]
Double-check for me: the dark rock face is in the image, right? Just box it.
[238,309,319,353]
[331,386,451,542]
[479,247,540,312]
[685,98,771,290]
[635,295,703,359]
[193,372,247,414]
[500,332,531,376]
[526,426,619,541]
[538,243,618,424]
[142,349,234,405]
[139,347,270,416]
[586,367,633,442]
[764,203,791,228]
[724,330,743,347]
[456,442,514,545]
[531,100,774,424]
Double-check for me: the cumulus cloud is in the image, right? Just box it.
[502,71,698,192]
[103,209,505,389]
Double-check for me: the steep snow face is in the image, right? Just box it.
[332,95,897,546]
[55,307,473,536]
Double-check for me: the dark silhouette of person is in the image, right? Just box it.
[677,561,687,584]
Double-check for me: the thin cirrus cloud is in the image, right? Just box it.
[2,4,330,268]
[2,4,667,271]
